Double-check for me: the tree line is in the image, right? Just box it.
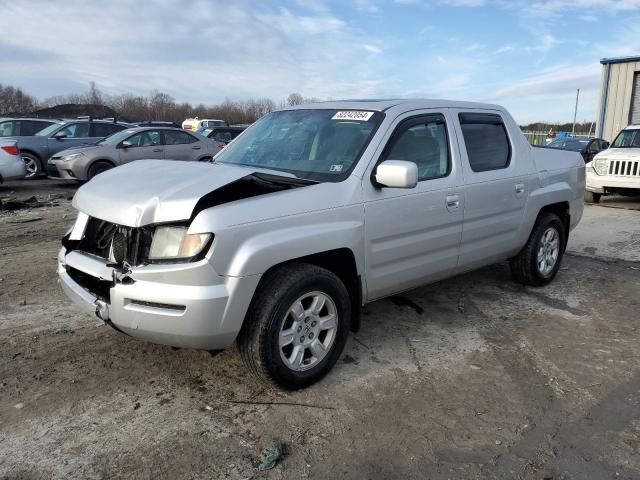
[0,82,317,124]
[1,82,595,129]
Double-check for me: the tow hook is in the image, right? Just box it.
[95,299,110,321]
[112,264,133,285]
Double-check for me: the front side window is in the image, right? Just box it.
[382,115,450,181]
[215,109,384,182]
[127,130,161,147]
[459,113,511,172]
[57,122,90,138]
[611,129,640,148]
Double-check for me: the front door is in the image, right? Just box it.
[118,130,164,165]
[363,110,465,300]
[47,122,92,155]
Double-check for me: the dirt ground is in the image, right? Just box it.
[1,180,639,480]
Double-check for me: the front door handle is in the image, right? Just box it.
[515,183,526,197]
[445,194,460,212]
[153,148,163,152]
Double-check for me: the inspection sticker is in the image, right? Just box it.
[332,111,374,121]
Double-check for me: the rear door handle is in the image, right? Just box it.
[153,148,163,152]
[445,194,460,212]
[192,146,201,150]
[515,183,526,197]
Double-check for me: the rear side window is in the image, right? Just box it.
[164,130,198,145]
[0,120,16,136]
[459,113,511,172]
[21,120,50,135]
[92,123,126,138]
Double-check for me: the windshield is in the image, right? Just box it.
[214,109,383,182]
[197,127,215,137]
[98,129,138,145]
[36,122,65,137]
[611,129,640,148]
[548,138,589,151]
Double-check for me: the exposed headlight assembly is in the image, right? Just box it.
[61,152,85,162]
[593,157,609,176]
[149,226,212,262]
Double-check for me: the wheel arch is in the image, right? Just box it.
[537,201,570,250]
[247,248,362,333]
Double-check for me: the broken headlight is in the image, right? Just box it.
[148,226,212,262]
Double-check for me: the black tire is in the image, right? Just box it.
[87,161,113,180]
[510,212,566,287]
[198,156,213,162]
[22,153,42,179]
[584,191,601,203]
[237,263,351,389]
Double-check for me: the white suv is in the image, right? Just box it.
[586,125,640,203]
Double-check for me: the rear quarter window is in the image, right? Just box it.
[459,113,511,172]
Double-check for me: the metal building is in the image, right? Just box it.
[596,55,640,141]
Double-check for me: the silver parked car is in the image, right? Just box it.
[47,127,221,181]
[0,138,27,182]
[58,99,585,388]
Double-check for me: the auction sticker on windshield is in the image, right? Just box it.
[331,111,374,121]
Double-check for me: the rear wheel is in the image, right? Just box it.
[238,263,351,389]
[22,153,41,179]
[87,161,113,180]
[584,191,601,203]
[510,212,565,287]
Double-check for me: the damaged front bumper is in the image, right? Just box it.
[57,247,261,350]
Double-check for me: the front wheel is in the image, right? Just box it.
[238,263,351,389]
[87,161,113,180]
[510,212,565,287]
[584,191,601,203]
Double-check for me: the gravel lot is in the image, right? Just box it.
[1,180,639,480]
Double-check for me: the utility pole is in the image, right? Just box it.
[571,88,580,136]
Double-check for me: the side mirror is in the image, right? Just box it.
[119,140,133,149]
[603,142,610,149]
[374,160,418,188]
[53,131,67,140]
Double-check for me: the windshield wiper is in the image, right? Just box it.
[250,171,318,187]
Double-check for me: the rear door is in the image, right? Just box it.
[117,130,164,165]
[453,110,536,271]
[363,110,465,300]
[162,130,203,160]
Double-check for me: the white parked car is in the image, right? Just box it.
[0,139,27,183]
[586,125,640,203]
[181,118,227,131]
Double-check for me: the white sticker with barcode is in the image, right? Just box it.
[69,212,89,240]
[331,111,374,121]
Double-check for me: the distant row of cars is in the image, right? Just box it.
[0,116,247,183]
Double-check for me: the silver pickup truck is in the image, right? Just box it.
[58,99,585,388]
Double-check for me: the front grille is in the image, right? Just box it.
[67,266,112,302]
[75,217,153,267]
[608,159,640,177]
[47,164,61,177]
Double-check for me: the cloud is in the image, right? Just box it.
[0,0,391,103]
[495,45,514,54]
[484,64,600,102]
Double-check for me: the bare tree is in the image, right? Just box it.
[286,92,305,106]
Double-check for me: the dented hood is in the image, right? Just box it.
[73,160,251,227]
